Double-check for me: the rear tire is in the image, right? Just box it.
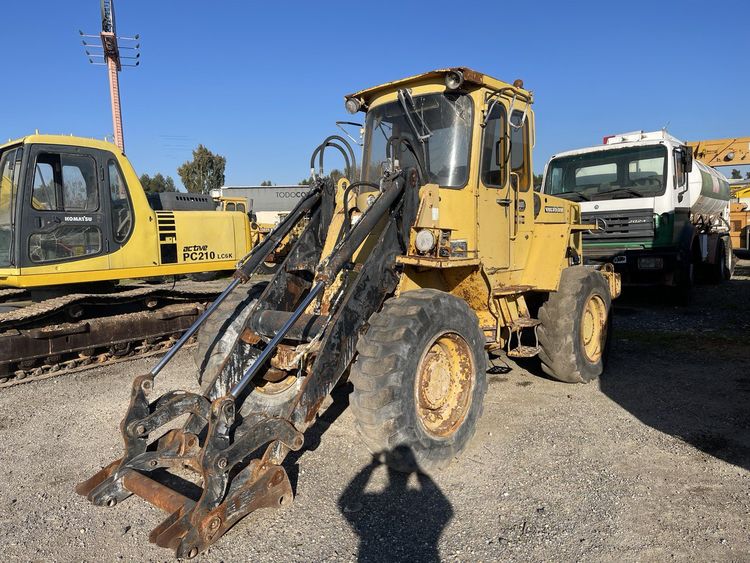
[708,237,732,284]
[350,289,487,474]
[537,267,612,384]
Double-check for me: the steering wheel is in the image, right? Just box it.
[633,176,662,190]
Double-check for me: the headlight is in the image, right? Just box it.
[415,229,437,253]
[345,97,362,114]
[445,70,464,90]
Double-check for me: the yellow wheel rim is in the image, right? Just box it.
[581,294,607,362]
[415,332,474,439]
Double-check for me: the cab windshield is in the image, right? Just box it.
[0,147,21,267]
[362,92,472,187]
[545,145,667,201]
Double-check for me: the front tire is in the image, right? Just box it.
[537,267,612,383]
[350,289,487,474]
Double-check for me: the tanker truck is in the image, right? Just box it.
[541,130,733,299]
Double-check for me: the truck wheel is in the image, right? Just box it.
[709,238,732,283]
[537,267,611,383]
[193,282,267,391]
[350,289,488,474]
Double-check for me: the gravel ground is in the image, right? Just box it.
[0,261,748,562]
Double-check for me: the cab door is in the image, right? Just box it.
[507,108,534,269]
[21,145,109,268]
[477,100,512,270]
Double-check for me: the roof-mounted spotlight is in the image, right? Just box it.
[345,97,363,114]
[724,151,735,162]
[445,69,464,90]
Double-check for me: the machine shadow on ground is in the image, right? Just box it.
[337,446,453,563]
[280,383,454,562]
[600,261,750,472]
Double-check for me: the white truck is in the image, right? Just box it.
[542,131,733,298]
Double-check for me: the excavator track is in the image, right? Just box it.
[0,336,194,389]
[0,280,228,388]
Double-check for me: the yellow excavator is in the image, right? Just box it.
[0,134,258,386]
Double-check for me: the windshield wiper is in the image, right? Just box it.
[397,89,432,143]
[593,187,643,199]
[553,190,590,201]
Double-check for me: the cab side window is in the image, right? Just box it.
[32,159,57,210]
[480,103,507,187]
[674,148,686,188]
[108,160,133,243]
[510,110,530,191]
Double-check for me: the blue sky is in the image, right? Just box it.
[2,1,748,188]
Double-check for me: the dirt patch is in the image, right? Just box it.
[0,262,747,561]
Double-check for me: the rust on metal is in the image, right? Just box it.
[122,470,192,515]
[415,332,475,438]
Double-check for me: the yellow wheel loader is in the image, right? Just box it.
[77,68,620,558]
[0,135,259,386]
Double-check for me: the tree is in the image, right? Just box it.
[139,173,176,193]
[746,171,750,180]
[299,177,311,185]
[730,169,742,180]
[260,180,273,186]
[177,145,226,194]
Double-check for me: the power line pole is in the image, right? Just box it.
[80,0,140,152]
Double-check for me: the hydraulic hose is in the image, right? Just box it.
[309,135,358,179]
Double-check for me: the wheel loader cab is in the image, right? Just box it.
[347,69,598,330]
[0,135,254,289]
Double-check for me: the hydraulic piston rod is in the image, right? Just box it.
[148,187,323,377]
[229,282,325,398]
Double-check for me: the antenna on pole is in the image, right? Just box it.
[79,0,140,152]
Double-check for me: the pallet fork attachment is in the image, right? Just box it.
[77,154,417,557]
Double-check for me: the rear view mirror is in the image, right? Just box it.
[683,148,693,173]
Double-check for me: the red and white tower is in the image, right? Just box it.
[80,0,140,152]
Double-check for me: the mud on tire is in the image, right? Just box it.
[537,267,612,384]
[349,289,487,474]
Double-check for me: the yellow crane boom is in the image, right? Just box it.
[687,137,750,168]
